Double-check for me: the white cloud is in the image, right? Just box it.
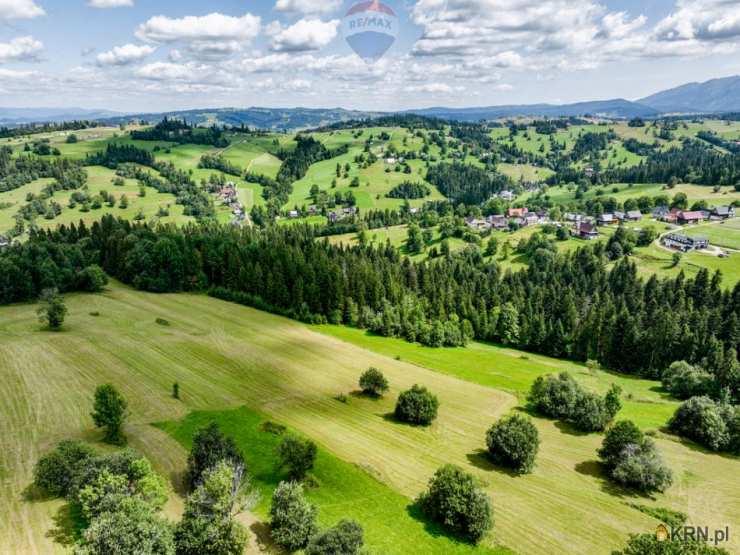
[0,0,44,19]
[136,12,261,44]
[268,18,339,52]
[88,0,133,7]
[0,35,43,63]
[134,62,191,81]
[274,0,341,16]
[96,43,155,66]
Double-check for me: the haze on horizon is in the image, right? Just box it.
[1,0,740,113]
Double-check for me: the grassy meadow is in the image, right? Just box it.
[1,283,738,554]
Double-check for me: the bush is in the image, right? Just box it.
[395,385,439,425]
[661,361,713,399]
[76,265,108,293]
[668,396,739,453]
[485,414,539,474]
[186,423,244,489]
[305,519,364,555]
[598,420,672,493]
[76,496,175,555]
[91,384,128,445]
[358,367,389,397]
[598,420,644,470]
[277,434,317,480]
[270,481,318,551]
[33,440,95,497]
[37,288,67,330]
[528,373,621,432]
[418,464,492,544]
[611,439,673,493]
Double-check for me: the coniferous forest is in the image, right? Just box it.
[2,215,737,402]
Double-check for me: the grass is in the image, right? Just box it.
[158,407,506,555]
[680,219,740,251]
[2,283,739,554]
[0,166,191,234]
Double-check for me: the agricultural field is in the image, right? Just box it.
[2,283,738,555]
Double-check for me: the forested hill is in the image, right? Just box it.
[2,216,737,402]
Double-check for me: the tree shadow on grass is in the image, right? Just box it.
[554,420,591,437]
[249,520,286,555]
[45,503,84,548]
[406,502,479,546]
[466,449,523,478]
[574,460,655,500]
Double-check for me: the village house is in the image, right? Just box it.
[614,211,626,221]
[507,207,528,218]
[662,233,709,252]
[574,222,599,240]
[652,206,670,220]
[0,235,9,249]
[712,206,736,220]
[564,212,584,222]
[677,210,704,225]
[466,217,491,232]
[499,190,515,202]
[307,205,318,215]
[488,215,508,230]
[524,214,539,227]
[288,210,300,219]
[626,210,642,221]
[597,213,615,226]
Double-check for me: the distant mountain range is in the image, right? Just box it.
[0,107,122,126]
[3,75,740,129]
[638,75,740,113]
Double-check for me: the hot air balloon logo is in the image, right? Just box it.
[342,1,399,63]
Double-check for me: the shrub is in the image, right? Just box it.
[186,423,244,489]
[598,421,644,470]
[358,367,389,397]
[33,440,95,497]
[485,414,539,474]
[611,439,673,493]
[76,496,175,555]
[277,434,317,480]
[395,385,439,425]
[76,265,108,293]
[269,481,318,551]
[527,372,580,419]
[91,384,128,445]
[661,361,713,399]
[418,464,492,544]
[668,396,739,453]
[599,420,672,493]
[37,288,67,330]
[528,373,621,432]
[305,519,364,555]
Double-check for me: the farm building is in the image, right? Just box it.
[626,210,642,221]
[662,233,709,252]
[574,222,599,240]
[507,207,528,218]
[597,213,615,225]
[712,206,736,220]
[677,210,704,225]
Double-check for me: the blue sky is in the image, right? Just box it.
[1,0,740,112]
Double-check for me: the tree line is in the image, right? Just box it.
[130,117,229,147]
[4,216,737,401]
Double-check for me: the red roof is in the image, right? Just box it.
[679,211,703,220]
[507,208,528,217]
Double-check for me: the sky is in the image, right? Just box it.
[1,0,740,113]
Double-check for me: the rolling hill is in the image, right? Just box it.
[639,75,740,113]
